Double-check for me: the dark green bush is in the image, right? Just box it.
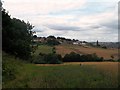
[46,39,60,46]
[63,52,81,62]
[32,53,62,64]
[44,54,60,64]
[32,55,46,64]
[63,52,103,62]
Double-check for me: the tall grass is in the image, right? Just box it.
[2,52,24,87]
[3,63,118,88]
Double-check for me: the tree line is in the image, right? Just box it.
[2,9,34,60]
[32,51,104,64]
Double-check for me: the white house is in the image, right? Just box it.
[81,42,86,45]
[73,42,79,45]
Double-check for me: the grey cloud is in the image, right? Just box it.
[89,25,101,29]
[88,20,118,34]
[45,24,81,31]
[99,20,118,35]
[101,20,118,30]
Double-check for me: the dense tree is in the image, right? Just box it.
[63,52,81,62]
[63,52,103,62]
[2,9,34,60]
[47,35,56,39]
[46,39,60,46]
[33,35,37,38]
[45,54,61,64]
[57,37,65,40]
[32,53,62,64]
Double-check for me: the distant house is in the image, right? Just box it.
[81,42,86,45]
[33,37,46,43]
[73,41,81,45]
[73,42,79,45]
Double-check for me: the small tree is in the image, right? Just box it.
[111,55,114,60]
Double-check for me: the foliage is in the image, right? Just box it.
[2,9,34,60]
[81,53,103,62]
[44,53,62,64]
[63,52,81,62]
[47,35,56,39]
[63,52,103,62]
[33,35,37,38]
[32,53,46,64]
[32,53,62,64]
[46,39,60,46]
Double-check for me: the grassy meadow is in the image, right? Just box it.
[3,55,119,88]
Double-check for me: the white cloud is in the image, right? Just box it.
[3,0,118,42]
[3,0,86,15]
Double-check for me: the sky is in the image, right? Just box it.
[3,0,119,42]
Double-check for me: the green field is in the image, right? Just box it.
[3,61,118,88]
[33,45,53,56]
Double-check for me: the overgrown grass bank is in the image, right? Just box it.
[2,52,24,87]
[3,55,118,88]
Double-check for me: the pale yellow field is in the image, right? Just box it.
[55,44,118,60]
[63,62,118,73]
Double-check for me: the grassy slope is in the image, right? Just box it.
[55,44,118,60]
[33,45,53,56]
[2,52,24,87]
[3,58,118,88]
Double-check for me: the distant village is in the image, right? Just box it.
[32,35,89,46]
[32,35,118,49]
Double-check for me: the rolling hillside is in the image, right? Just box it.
[55,44,118,60]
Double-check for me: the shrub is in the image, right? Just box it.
[46,39,60,46]
[63,52,103,62]
[44,53,62,64]
[32,53,62,64]
[63,52,81,62]
[32,55,46,64]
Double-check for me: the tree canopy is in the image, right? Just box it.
[2,9,34,60]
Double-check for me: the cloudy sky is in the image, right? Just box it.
[3,0,119,42]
